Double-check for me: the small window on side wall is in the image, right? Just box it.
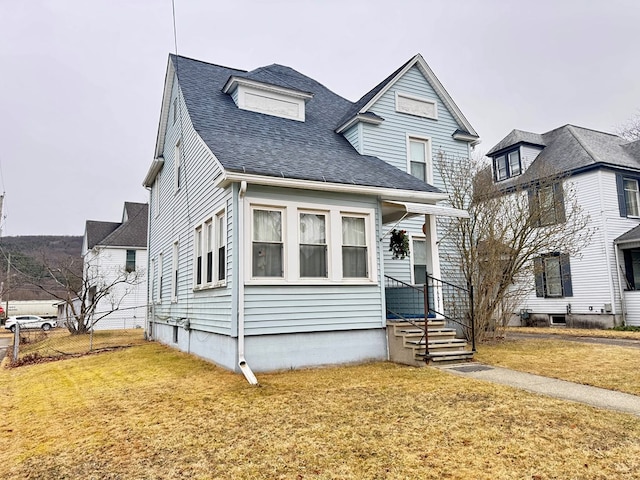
[125,250,136,272]
[252,208,283,278]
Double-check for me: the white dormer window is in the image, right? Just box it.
[494,148,522,181]
[396,92,437,120]
[223,77,313,122]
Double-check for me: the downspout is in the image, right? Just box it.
[237,180,259,385]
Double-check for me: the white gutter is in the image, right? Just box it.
[237,180,259,385]
[216,171,449,203]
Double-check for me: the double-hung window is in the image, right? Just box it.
[534,253,572,298]
[158,252,163,302]
[529,183,565,226]
[412,238,428,285]
[624,178,640,217]
[408,138,429,182]
[494,149,521,181]
[195,227,203,285]
[125,250,136,273]
[299,212,327,278]
[252,208,284,278]
[216,212,226,281]
[172,241,179,302]
[342,216,368,278]
[174,140,182,193]
[194,210,226,289]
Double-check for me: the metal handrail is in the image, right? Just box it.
[384,274,475,355]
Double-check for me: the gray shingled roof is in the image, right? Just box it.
[85,202,148,249]
[489,125,640,188]
[486,129,546,156]
[172,55,441,194]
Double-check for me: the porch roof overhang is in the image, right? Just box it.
[381,200,470,224]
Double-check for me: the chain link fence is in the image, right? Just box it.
[5,325,146,366]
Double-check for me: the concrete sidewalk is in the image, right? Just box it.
[438,363,640,418]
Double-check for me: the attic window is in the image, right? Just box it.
[223,77,313,122]
[396,92,437,120]
[494,149,522,181]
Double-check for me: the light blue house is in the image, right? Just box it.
[143,53,479,380]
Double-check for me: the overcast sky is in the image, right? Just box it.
[1,0,639,236]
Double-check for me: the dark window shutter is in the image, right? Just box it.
[553,183,566,223]
[527,188,538,226]
[617,174,627,217]
[534,257,544,297]
[559,254,573,297]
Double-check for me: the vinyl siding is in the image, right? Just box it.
[148,75,233,335]
[84,247,148,330]
[520,145,543,172]
[519,169,640,318]
[343,124,361,153]
[242,186,384,335]
[359,64,471,288]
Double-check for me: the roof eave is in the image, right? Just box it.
[217,171,448,203]
[143,157,165,188]
[335,113,384,134]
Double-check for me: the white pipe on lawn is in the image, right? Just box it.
[238,180,259,385]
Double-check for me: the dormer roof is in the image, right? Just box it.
[486,129,546,156]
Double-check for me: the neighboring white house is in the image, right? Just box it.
[81,202,148,330]
[143,53,479,375]
[487,125,640,327]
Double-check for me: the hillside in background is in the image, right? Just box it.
[0,236,83,301]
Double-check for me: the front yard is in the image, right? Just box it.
[1,342,639,479]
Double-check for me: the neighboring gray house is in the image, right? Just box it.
[81,202,148,330]
[487,125,640,327]
[143,53,479,377]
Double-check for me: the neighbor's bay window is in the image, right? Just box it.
[624,178,640,217]
[252,208,284,277]
[342,216,368,278]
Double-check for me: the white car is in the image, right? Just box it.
[4,315,56,333]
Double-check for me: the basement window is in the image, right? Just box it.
[550,315,566,326]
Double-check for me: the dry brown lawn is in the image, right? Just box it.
[1,343,640,479]
[506,326,640,340]
[476,337,640,396]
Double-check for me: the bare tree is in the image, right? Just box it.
[435,150,594,341]
[616,112,640,141]
[18,251,144,335]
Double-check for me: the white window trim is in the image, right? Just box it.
[157,252,163,303]
[194,225,203,287]
[409,234,427,285]
[172,241,179,303]
[395,91,438,120]
[215,209,227,286]
[298,209,330,279]
[406,134,433,184]
[624,178,640,218]
[244,198,377,285]
[193,208,228,291]
[174,139,182,194]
